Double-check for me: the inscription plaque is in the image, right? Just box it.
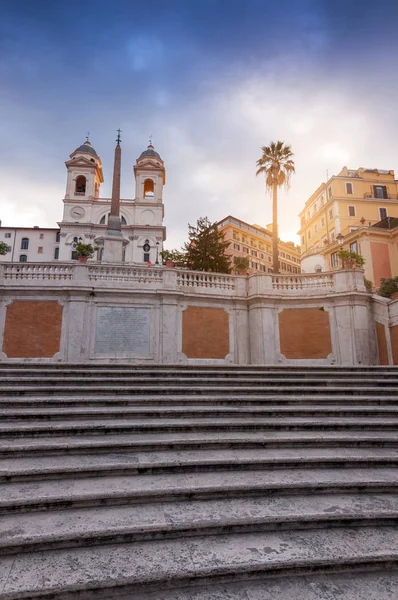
[94,307,150,355]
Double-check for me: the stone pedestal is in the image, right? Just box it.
[95,234,129,263]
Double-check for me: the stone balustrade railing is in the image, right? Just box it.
[0,262,366,296]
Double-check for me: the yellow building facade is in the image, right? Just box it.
[298,167,398,285]
[217,216,301,275]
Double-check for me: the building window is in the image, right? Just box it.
[38,247,43,254]
[350,241,358,253]
[54,247,59,260]
[233,243,240,250]
[39,233,44,239]
[330,229,335,242]
[268,256,272,262]
[348,206,356,217]
[379,207,388,220]
[251,250,257,257]
[328,186,332,198]
[374,185,387,199]
[243,246,249,253]
[331,252,338,268]
[346,182,353,194]
[329,208,333,220]
[5,233,11,238]
[19,254,27,262]
[285,254,291,260]
[281,262,287,270]
[56,231,61,242]
[287,264,292,272]
[260,253,264,259]
[280,252,285,258]
[143,239,151,263]
[321,217,325,228]
[260,264,266,272]
[292,266,298,274]
[71,251,78,260]
[75,175,86,195]
[21,237,29,250]
[143,178,154,197]
[233,232,239,240]
[242,236,247,243]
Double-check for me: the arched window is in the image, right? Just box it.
[99,214,127,225]
[19,254,27,262]
[21,237,29,250]
[143,178,154,197]
[143,239,151,263]
[75,175,86,195]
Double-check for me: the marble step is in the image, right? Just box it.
[113,569,398,600]
[1,416,398,439]
[1,467,397,514]
[1,384,396,396]
[2,447,398,482]
[2,405,398,421]
[1,430,397,458]
[0,376,396,387]
[1,493,397,556]
[0,526,397,599]
[1,394,398,408]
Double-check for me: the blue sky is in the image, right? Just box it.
[1,0,398,247]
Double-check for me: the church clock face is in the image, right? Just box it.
[70,206,85,219]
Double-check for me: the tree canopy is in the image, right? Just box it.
[256,141,295,190]
[184,217,231,273]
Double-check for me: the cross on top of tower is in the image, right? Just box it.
[86,131,90,142]
[116,129,122,146]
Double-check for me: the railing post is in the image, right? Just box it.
[72,264,89,283]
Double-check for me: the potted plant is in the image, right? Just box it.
[0,242,10,256]
[74,242,97,263]
[337,249,365,269]
[378,276,398,299]
[233,255,250,275]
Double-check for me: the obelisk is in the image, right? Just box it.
[95,130,129,262]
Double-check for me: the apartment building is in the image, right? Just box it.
[217,216,301,274]
[298,167,398,284]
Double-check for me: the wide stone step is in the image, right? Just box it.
[2,448,398,482]
[0,376,396,387]
[1,493,397,556]
[1,416,398,439]
[1,430,397,458]
[114,569,398,600]
[3,404,398,421]
[1,384,395,396]
[1,468,397,514]
[1,394,397,408]
[0,526,397,599]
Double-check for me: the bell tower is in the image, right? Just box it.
[134,143,165,204]
[131,143,166,263]
[64,139,104,201]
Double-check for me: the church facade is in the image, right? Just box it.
[0,139,166,265]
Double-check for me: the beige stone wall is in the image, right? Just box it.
[375,322,389,365]
[182,306,229,359]
[391,325,398,365]
[2,301,63,358]
[279,308,332,359]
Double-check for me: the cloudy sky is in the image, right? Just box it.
[1,0,398,248]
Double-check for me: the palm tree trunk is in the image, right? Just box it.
[272,182,279,274]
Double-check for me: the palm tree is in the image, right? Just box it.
[256,141,295,274]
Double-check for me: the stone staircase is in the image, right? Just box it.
[0,364,397,599]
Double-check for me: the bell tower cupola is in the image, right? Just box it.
[64,138,104,200]
[134,143,165,203]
